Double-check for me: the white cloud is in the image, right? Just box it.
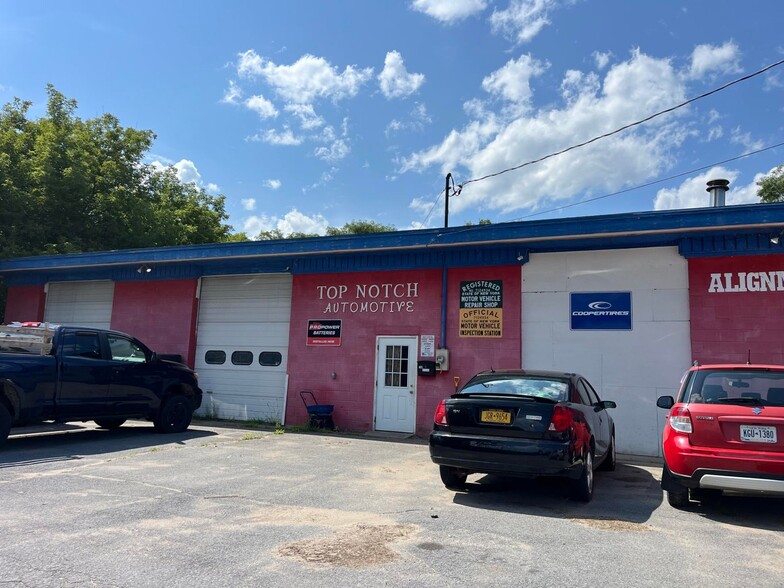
[378,51,425,99]
[707,126,723,141]
[235,50,373,104]
[731,127,764,153]
[688,41,742,79]
[385,103,432,137]
[206,183,220,193]
[221,80,242,104]
[243,208,329,237]
[592,51,612,70]
[482,54,547,107]
[241,198,256,211]
[401,49,690,215]
[247,127,302,145]
[410,0,488,24]
[490,0,556,45]
[314,139,350,163]
[284,103,324,129]
[653,167,761,210]
[245,94,278,118]
[173,159,201,184]
[263,179,282,190]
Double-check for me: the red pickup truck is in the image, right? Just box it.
[0,322,202,446]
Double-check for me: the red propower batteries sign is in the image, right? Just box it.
[307,319,342,346]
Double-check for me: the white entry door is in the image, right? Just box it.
[374,336,417,433]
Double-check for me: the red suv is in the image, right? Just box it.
[657,364,784,507]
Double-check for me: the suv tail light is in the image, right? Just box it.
[434,399,448,425]
[548,405,574,432]
[669,407,693,433]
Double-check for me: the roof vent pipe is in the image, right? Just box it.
[706,178,730,207]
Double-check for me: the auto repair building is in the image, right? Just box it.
[3,198,784,457]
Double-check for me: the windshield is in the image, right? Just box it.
[685,370,784,406]
[460,376,569,401]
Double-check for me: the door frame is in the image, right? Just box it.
[373,335,418,433]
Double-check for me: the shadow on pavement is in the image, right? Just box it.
[1,423,216,467]
[450,463,662,524]
[676,493,784,532]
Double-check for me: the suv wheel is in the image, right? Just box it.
[439,466,467,490]
[154,394,193,434]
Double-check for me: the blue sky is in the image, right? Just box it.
[2,1,783,237]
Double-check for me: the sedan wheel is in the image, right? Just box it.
[599,432,616,471]
[571,450,594,502]
[439,466,467,490]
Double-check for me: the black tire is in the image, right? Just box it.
[691,488,722,506]
[439,466,468,490]
[154,394,193,434]
[94,418,126,430]
[598,431,616,471]
[667,483,690,508]
[0,402,11,447]
[571,449,594,502]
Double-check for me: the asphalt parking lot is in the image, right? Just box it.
[1,421,783,588]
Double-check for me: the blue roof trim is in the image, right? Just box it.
[679,232,784,257]
[2,204,784,279]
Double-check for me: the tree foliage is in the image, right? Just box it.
[0,85,235,260]
[255,219,396,240]
[758,165,784,203]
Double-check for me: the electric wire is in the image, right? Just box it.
[457,57,784,189]
[513,140,784,220]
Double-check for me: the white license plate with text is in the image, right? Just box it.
[740,425,777,444]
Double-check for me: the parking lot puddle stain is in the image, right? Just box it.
[568,517,652,532]
[278,523,417,568]
[416,542,443,551]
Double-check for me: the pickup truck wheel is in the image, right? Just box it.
[0,403,11,446]
[154,394,193,434]
[94,418,126,430]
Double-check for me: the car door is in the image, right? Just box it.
[56,330,113,418]
[581,378,611,457]
[106,334,160,417]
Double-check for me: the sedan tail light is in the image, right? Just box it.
[433,399,448,425]
[548,405,574,432]
[669,407,693,433]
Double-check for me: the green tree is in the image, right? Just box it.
[326,220,396,235]
[758,165,784,203]
[0,85,236,260]
[0,85,239,321]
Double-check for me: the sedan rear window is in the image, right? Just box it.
[461,377,569,401]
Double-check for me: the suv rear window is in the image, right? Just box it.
[461,376,569,401]
[686,370,784,406]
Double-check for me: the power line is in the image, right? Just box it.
[513,140,784,220]
[457,57,784,189]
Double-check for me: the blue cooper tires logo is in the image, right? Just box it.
[587,301,612,310]
[571,292,632,330]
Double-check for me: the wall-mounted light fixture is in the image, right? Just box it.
[772,236,780,245]
[136,264,152,274]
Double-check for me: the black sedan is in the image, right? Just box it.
[429,369,617,501]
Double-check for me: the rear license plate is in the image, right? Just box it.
[480,410,511,424]
[740,425,777,444]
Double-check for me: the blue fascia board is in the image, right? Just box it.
[2,203,784,276]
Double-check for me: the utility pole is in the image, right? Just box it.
[444,173,454,228]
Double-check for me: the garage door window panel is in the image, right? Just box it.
[231,351,253,366]
[205,350,226,365]
[259,352,282,367]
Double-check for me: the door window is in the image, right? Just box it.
[583,380,601,405]
[60,332,102,359]
[108,336,147,363]
[384,345,409,387]
[575,380,592,405]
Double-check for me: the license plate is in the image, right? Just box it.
[740,425,777,444]
[480,410,511,424]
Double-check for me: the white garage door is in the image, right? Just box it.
[522,247,692,457]
[44,281,114,329]
[195,274,292,423]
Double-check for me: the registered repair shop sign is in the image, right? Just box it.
[570,292,632,331]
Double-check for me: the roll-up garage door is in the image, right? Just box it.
[44,281,115,329]
[195,274,292,422]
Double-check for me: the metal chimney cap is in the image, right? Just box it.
[706,179,730,192]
